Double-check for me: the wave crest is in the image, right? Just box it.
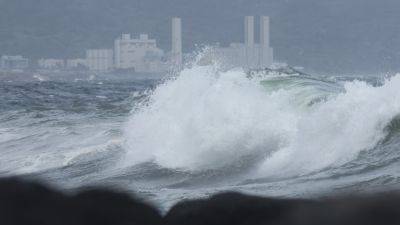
[123,65,400,180]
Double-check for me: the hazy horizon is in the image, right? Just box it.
[1,0,400,74]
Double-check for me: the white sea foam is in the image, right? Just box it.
[258,75,400,177]
[123,64,400,178]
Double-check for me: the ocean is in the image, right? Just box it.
[1,64,400,210]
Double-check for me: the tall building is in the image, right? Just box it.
[114,34,165,72]
[86,49,113,71]
[0,55,29,70]
[171,17,182,66]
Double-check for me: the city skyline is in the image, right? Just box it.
[0,16,274,73]
[1,0,400,73]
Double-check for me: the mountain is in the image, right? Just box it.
[1,0,400,74]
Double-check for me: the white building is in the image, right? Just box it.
[66,58,87,70]
[1,55,29,70]
[114,34,165,73]
[86,49,113,71]
[37,58,65,70]
[212,16,274,70]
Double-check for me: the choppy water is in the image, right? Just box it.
[1,65,400,210]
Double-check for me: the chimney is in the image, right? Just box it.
[259,16,273,68]
[260,16,270,47]
[244,16,254,47]
[172,17,182,66]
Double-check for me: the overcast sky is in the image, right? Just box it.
[1,0,400,74]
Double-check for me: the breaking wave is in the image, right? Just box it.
[123,65,400,181]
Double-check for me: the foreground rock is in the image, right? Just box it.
[0,178,162,225]
[1,177,400,225]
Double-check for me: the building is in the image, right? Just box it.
[212,16,274,70]
[37,58,65,70]
[86,49,113,71]
[171,17,183,66]
[114,34,165,73]
[66,58,87,70]
[1,55,29,70]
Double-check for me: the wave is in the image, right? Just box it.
[123,65,400,181]
[385,115,400,138]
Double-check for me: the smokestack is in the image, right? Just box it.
[259,16,273,68]
[260,16,270,47]
[244,16,254,47]
[172,17,182,66]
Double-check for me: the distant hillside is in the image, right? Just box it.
[1,0,400,73]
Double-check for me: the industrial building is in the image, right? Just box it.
[86,49,114,71]
[114,34,165,73]
[66,58,87,70]
[112,17,182,73]
[0,17,273,74]
[212,16,274,70]
[38,58,65,70]
[1,17,184,74]
[0,55,29,70]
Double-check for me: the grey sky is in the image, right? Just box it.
[0,0,399,73]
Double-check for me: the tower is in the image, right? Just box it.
[244,16,256,69]
[259,16,273,68]
[260,16,270,47]
[172,17,182,66]
[244,16,254,47]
